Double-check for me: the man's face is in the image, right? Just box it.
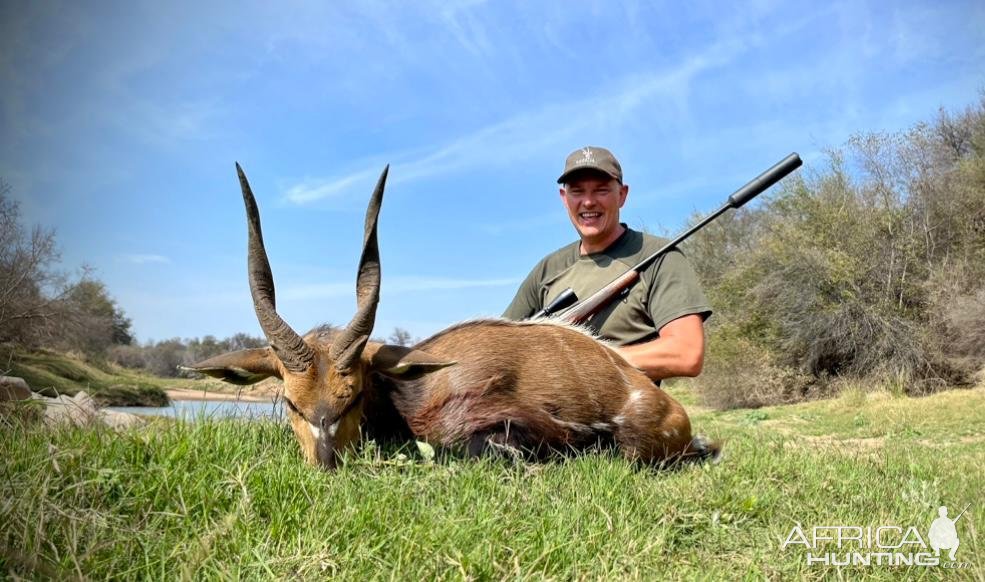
[560,171,628,248]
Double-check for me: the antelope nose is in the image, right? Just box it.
[315,438,338,470]
[313,404,334,432]
[317,413,338,437]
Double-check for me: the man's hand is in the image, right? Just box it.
[612,314,705,381]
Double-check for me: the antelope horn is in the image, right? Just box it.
[237,163,315,373]
[330,165,388,372]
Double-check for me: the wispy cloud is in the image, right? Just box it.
[280,35,747,205]
[283,167,380,204]
[284,276,519,300]
[117,253,172,265]
[435,0,494,57]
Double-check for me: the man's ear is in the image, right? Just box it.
[180,348,282,385]
[365,344,457,380]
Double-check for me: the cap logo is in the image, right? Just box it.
[579,147,595,163]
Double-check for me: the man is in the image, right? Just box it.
[503,146,711,382]
[929,505,963,561]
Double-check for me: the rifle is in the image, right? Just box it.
[953,503,971,522]
[531,152,803,323]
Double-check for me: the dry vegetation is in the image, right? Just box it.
[686,98,985,409]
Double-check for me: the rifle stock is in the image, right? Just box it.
[540,153,803,326]
[557,270,639,324]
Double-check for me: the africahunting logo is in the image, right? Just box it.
[781,504,971,569]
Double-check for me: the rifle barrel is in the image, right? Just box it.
[629,152,802,276]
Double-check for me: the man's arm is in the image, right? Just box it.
[612,314,705,380]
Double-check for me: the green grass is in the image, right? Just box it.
[1,385,982,580]
[3,349,175,406]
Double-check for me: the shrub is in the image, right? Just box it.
[689,96,985,409]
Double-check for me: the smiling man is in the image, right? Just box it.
[503,146,712,382]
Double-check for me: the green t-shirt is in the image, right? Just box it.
[503,226,712,345]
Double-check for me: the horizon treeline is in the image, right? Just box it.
[0,180,417,379]
[685,96,985,408]
[107,327,417,378]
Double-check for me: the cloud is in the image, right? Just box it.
[117,253,172,265]
[280,35,747,205]
[283,167,381,204]
[284,276,520,300]
[435,0,494,57]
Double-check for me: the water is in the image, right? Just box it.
[108,399,285,420]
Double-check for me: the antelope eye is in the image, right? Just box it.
[283,396,300,415]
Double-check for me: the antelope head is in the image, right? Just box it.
[186,164,454,469]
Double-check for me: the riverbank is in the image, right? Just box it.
[166,388,275,402]
[3,347,287,406]
[6,348,169,406]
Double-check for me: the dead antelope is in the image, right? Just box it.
[187,164,719,469]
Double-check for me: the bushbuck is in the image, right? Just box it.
[186,164,719,469]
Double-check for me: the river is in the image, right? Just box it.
[108,399,285,420]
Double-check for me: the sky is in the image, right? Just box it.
[1,0,983,344]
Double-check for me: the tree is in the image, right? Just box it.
[388,327,415,346]
[63,277,132,341]
[142,338,188,378]
[226,332,266,351]
[0,181,61,347]
[50,276,133,356]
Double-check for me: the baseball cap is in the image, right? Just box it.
[557,146,623,184]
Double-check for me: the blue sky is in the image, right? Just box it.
[2,0,983,343]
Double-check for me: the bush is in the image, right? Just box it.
[693,324,817,410]
[689,96,985,409]
[106,344,147,370]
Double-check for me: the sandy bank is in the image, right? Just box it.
[166,388,277,403]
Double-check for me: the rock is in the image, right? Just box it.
[0,376,32,401]
[28,390,144,430]
[98,408,145,430]
[36,390,100,427]
[10,389,144,431]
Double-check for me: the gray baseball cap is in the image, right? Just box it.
[557,146,623,184]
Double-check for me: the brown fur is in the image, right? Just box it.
[380,319,696,462]
[188,317,710,468]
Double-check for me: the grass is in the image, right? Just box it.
[2,348,179,406]
[1,383,983,580]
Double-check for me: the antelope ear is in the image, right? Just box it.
[181,348,282,385]
[366,344,457,380]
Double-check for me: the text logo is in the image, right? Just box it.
[781,504,970,569]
